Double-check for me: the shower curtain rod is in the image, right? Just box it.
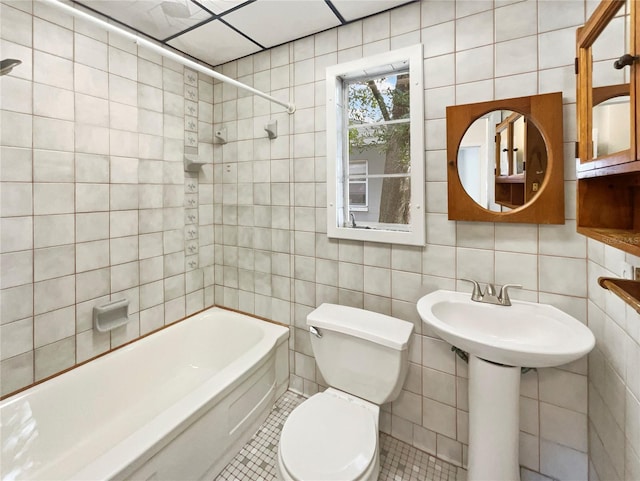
[42,0,296,114]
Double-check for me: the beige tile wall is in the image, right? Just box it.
[210,1,601,479]
[0,0,215,394]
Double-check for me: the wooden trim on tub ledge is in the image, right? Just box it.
[598,277,640,314]
[1,304,222,401]
[214,304,291,329]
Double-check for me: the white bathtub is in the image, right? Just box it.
[1,307,290,481]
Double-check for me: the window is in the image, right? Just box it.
[326,44,425,245]
[348,160,368,211]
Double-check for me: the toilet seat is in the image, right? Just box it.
[278,390,378,481]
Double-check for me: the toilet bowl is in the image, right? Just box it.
[277,389,380,481]
[276,304,414,481]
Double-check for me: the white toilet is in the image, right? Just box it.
[277,303,414,481]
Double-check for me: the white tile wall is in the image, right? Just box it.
[206,1,606,480]
[3,1,638,480]
[0,1,215,396]
[588,241,640,481]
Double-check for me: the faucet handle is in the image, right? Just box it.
[499,284,522,306]
[460,278,483,301]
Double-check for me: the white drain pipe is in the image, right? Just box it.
[42,0,296,114]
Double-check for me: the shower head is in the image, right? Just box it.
[0,58,22,76]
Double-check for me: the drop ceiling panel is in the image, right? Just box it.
[83,0,213,40]
[168,19,261,65]
[331,0,414,21]
[79,0,420,67]
[198,0,248,15]
[223,0,341,48]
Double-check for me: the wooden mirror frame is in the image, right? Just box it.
[446,92,565,224]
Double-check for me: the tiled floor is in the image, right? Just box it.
[215,391,459,481]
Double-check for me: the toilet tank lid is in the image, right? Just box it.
[307,303,414,350]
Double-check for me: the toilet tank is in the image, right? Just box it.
[307,304,414,405]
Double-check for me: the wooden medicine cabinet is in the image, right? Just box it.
[576,0,640,256]
[494,112,547,210]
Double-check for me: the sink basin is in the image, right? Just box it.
[417,290,595,368]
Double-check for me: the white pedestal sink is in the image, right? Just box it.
[417,290,595,481]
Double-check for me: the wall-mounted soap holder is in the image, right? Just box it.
[93,299,129,332]
[264,120,277,139]
[184,153,205,171]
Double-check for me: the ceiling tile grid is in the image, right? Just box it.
[79,0,417,66]
[222,1,341,48]
[81,0,212,40]
[167,19,262,66]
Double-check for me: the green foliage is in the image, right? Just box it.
[345,71,413,225]
[347,73,411,169]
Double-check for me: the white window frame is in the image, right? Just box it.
[326,44,425,246]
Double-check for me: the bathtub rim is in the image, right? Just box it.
[1,306,290,481]
[73,330,287,481]
[0,305,289,402]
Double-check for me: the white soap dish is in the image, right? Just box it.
[184,153,206,171]
[93,299,129,332]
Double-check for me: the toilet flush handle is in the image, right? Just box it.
[309,326,323,338]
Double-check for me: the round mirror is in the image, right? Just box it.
[457,110,548,212]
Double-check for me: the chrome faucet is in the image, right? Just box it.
[461,279,522,306]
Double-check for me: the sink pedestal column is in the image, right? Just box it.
[468,355,521,481]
